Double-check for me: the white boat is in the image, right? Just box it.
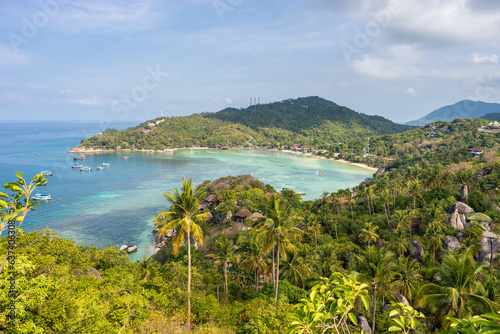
[71,164,83,168]
[80,166,92,172]
[32,193,51,201]
[40,170,53,176]
[96,166,104,170]
[101,163,110,166]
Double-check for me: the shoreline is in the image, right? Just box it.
[69,146,379,173]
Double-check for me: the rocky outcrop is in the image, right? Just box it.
[460,185,468,204]
[410,240,425,260]
[373,165,392,179]
[75,267,102,280]
[442,236,461,251]
[475,168,493,179]
[395,294,410,307]
[119,244,138,253]
[478,231,500,266]
[356,316,372,334]
[448,202,473,230]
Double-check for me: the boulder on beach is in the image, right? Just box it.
[119,245,128,251]
[127,245,138,253]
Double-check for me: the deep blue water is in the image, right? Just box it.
[0,121,373,261]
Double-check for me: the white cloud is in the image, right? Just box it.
[2,91,25,100]
[471,53,498,64]
[0,44,28,68]
[404,88,418,96]
[225,97,232,104]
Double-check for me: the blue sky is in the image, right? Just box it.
[1,0,499,124]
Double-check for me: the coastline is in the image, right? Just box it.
[70,145,379,173]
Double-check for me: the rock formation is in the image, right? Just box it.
[442,236,461,251]
[410,240,425,260]
[478,231,500,266]
[356,316,372,334]
[395,293,410,307]
[448,202,473,230]
[460,185,468,204]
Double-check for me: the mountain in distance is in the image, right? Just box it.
[481,113,500,122]
[77,96,413,151]
[405,100,500,126]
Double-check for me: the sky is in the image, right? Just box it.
[1,0,499,125]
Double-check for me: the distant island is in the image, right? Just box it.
[73,96,413,153]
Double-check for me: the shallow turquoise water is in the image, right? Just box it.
[0,122,373,261]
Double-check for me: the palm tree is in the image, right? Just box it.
[408,179,421,210]
[392,255,422,303]
[424,221,445,265]
[380,189,393,225]
[241,238,267,295]
[303,212,321,246]
[213,233,237,296]
[312,244,341,279]
[153,176,210,328]
[255,195,302,301]
[417,249,499,324]
[359,222,379,246]
[394,229,410,257]
[356,246,396,334]
[279,248,309,288]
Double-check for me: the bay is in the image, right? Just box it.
[0,121,374,261]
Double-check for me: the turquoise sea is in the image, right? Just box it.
[0,121,373,261]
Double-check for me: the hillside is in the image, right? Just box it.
[76,96,412,151]
[482,113,500,122]
[406,100,500,126]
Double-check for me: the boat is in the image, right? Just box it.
[32,193,51,201]
[80,166,92,172]
[101,163,110,166]
[278,164,286,167]
[71,164,83,168]
[122,156,129,160]
[96,166,104,170]
[221,147,229,150]
[40,170,53,176]
[319,174,325,177]
[73,156,86,160]
[296,192,306,195]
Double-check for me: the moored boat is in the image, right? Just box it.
[71,164,83,168]
[73,155,86,160]
[96,166,104,170]
[40,170,53,176]
[122,156,129,160]
[80,166,92,172]
[101,163,110,166]
[32,193,51,201]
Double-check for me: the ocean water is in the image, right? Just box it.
[0,121,373,261]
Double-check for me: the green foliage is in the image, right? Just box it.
[388,302,425,334]
[469,190,492,213]
[287,273,370,334]
[440,312,500,333]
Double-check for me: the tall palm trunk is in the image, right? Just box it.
[367,196,372,216]
[384,204,390,226]
[187,230,191,329]
[272,246,275,288]
[255,268,259,295]
[275,242,280,301]
[223,261,228,295]
[372,284,377,334]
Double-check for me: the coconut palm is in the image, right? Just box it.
[255,194,302,301]
[417,249,499,324]
[359,222,379,247]
[279,248,309,288]
[312,244,341,279]
[241,238,267,295]
[213,233,237,296]
[392,255,422,303]
[425,221,445,265]
[356,246,396,334]
[408,179,421,210]
[380,189,393,225]
[394,229,411,257]
[153,176,210,328]
[302,212,321,246]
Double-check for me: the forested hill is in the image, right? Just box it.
[77,96,412,151]
[206,96,410,134]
